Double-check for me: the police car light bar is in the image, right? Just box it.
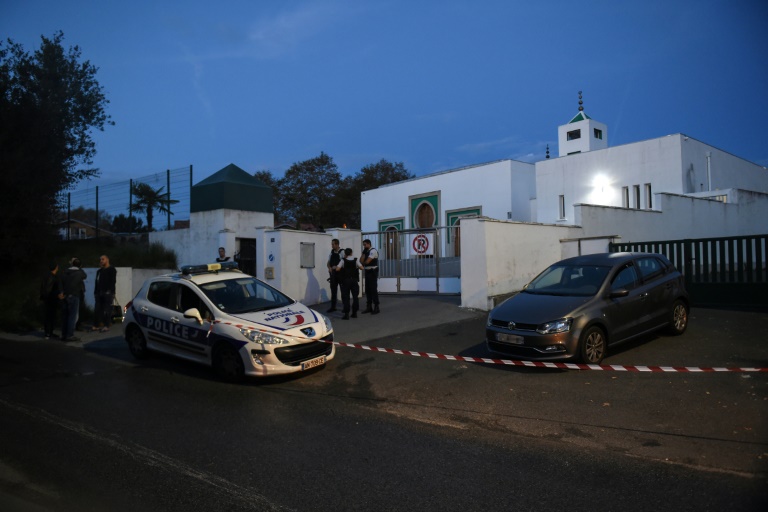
[180,261,239,275]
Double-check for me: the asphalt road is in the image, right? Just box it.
[0,297,766,510]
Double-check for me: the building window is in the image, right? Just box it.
[567,129,581,141]
[558,195,565,219]
[645,183,652,209]
[622,187,629,208]
[633,185,641,209]
[594,128,603,140]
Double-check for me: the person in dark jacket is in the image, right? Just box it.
[326,238,344,313]
[361,239,380,314]
[92,254,117,332]
[335,248,363,320]
[61,258,87,341]
[40,262,64,339]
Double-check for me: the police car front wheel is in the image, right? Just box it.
[213,344,245,382]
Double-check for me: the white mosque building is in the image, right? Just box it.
[360,95,768,308]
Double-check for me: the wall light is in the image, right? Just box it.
[589,173,615,204]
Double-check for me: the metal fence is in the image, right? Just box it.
[610,234,768,309]
[363,227,461,277]
[361,227,462,294]
[58,166,193,239]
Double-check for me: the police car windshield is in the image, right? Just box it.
[200,278,293,314]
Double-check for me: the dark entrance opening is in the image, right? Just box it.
[236,238,256,276]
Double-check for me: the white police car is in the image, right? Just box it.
[122,262,335,381]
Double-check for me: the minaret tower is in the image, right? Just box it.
[557,91,608,157]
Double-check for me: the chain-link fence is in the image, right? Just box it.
[58,166,192,240]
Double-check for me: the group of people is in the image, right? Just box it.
[326,239,380,320]
[39,254,117,341]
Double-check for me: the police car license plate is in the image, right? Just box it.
[301,355,326,371]
[496,333,524,345]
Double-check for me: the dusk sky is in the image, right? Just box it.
[3,0,767,188]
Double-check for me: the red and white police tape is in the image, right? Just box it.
[215,320,768,373]
[330,341,768,373]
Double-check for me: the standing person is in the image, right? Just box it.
[40,262,63,339]
[92,254,117,333]
[335,248,363,320]
[60,258,86,342]
[76,278,86,331]
[326,238,344,312]
[216,247,230,262]
[360,239,380,314]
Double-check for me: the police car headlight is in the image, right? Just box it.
[320,314,332,334]
[239,328,289,345]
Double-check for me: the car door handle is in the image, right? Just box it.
[170,317,180,323]
[140,306,148,312]
[640,293,649,300]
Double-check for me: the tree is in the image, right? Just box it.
[67,205,113,231]
[253,170,285,224]
[128,183,179,232]
[339,159,414,228]
[279,152,343,228]
[255,156,413,230]
[0,32,113,266]
[111,213,145,233]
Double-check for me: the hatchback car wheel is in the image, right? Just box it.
[213,343,245,382]
[580,326,606,365]
[667,299,688,335]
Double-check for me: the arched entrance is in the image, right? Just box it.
[415,202,435,229]
[384,226,400,259]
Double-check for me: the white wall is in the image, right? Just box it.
[361,159,535,232]
[680,137,768,194]
[256,229,360,305]
[536,134,768,225]
[459,217,579,310]
[537,135,685,224]
[575,190,768,241]
[151,209,274,267]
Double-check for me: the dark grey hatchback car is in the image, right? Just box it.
[486,252,689,365]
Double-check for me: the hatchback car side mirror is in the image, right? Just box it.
[609,288,630,299]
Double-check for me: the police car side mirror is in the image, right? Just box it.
[183,308,204,325]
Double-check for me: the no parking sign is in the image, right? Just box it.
[411,233,433,256]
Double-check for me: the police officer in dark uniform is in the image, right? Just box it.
[335,248,363,320]
[326,238,344,312]
[361,239,380,314]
